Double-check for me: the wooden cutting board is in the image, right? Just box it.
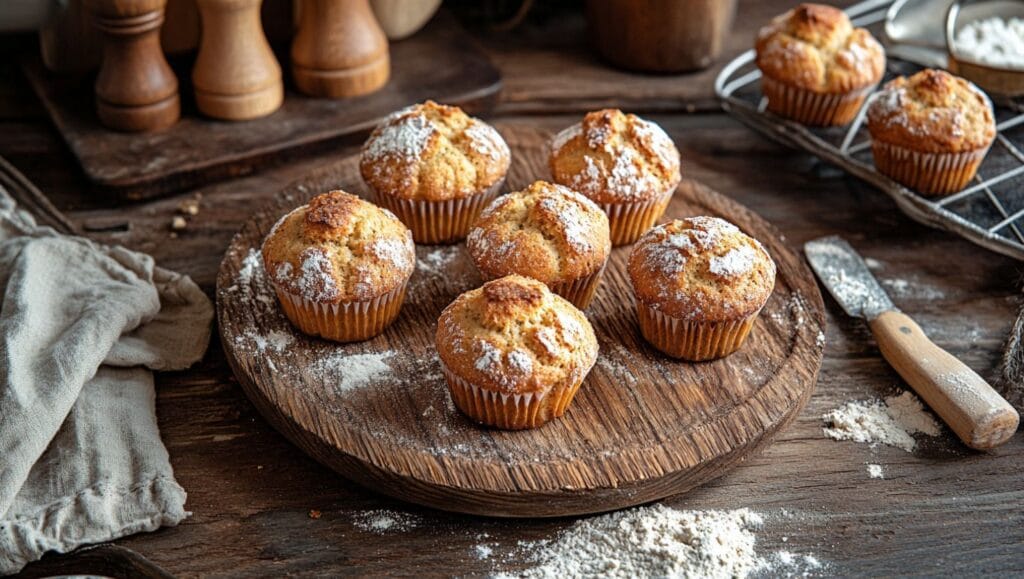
[22,12,500,201]
[215,125,826,518]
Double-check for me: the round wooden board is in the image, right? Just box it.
[216,126,826,518]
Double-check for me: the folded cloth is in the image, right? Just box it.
[0,186,213,574]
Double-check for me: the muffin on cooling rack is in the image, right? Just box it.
[755,3,885,126]
[467,181,611,309]
[866,68,996,196]
[262,190,415,342]
[628,217,776,361]
[360,100,511,244]
[548,109,681,246]
[436,275,599,430]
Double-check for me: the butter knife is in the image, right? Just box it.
[805,235,1019,450]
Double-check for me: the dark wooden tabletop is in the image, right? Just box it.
[3,1,1023,576]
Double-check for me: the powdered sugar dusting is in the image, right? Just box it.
[465,121,508,161]
[867,463,884,479]
[295,249,340,302]
[370,237,415,274]
[709,244,759,278]
[550,123,582,153]
[364,112,435,165]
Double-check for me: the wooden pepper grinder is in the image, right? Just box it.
[87,0,180,132]
[193,0,283,120]
[291,0,390,98]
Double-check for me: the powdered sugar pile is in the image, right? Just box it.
[497,504,817,579]
[954,17,1024,70]
[822,391,941,452]
[315,351,395,394]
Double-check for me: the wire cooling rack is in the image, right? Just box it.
[715,0,1024,261]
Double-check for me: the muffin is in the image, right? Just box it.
[866,69,996,196]
[360,100,511,244]
[436,275,599,430]
[756,3,885,126]
[466,181,611,309]
[262,190,415,342]
[627,217,776,361]
[548,109,681,246]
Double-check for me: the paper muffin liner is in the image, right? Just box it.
[474,262,607,310]
[636,302,762,361]
[548,264,607,309]
[601,187,675,246]
[440,361,583,430]
[761,76,877,127]
[869,140,991,197]
[374,179,504,244]
[273,281,409,343]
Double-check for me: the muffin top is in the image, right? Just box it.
[628,217,776,321]
[262,190,415,303]
[359,100,511,201]
[467,181,611,284]
[436,275,599,395]
[755,3,885,93]
[548,109,681,204]
[866,69,996,153]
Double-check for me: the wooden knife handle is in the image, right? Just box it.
[869,310,1019,450]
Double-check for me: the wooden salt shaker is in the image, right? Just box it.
[291,0,390,98]
[193,0,283,120]
[86,0,180,132]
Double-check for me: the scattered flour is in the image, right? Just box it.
[246,330,293,353]
[315,351,395,394]
[500,505,784,578]
[822,391,941,452]
[352,509,420,534]
[417,245,461,276]
[880,277,945,301]
[866,464,884,479]
[475,544,494,560]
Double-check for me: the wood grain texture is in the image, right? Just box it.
[2,37,1023,573]
[215,126,826,517]
[20,11,500,200]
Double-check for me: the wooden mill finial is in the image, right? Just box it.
[193,0,283,120]
[87,0,180,132]
[291,0,390,98]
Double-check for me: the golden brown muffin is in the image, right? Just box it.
[548,109,681,246]
[866,69,995,196]
[262,190,415,342]
[466,181,611,308]
[627,217,776,360]
[359,100,511,243]
[755,3,885,126]
[436,275,599,430]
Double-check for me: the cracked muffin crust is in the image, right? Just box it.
[755,3,885,125]
[628,217,776,360]
[548,109,681,245]
[262,190,414,341]
[467,181,610,307]
[436,275,598,429]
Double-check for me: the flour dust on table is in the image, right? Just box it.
[822,391,941,452]
[486,503,822,578]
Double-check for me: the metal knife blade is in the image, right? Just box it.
[804,236,896,320]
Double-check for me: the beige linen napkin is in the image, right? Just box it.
[0,186,213,574]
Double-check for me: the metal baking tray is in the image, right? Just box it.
[715,0,1024,261]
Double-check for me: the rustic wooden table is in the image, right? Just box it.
[3,1,1022,576]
